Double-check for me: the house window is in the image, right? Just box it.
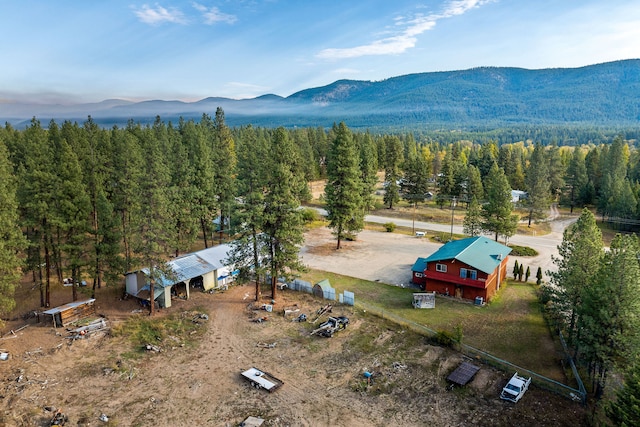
[436,263,447,273]
[415,272,423,278]
[461,268,477,280]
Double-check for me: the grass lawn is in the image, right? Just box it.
[299,269,563,381]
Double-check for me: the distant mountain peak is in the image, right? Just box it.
[2,59,639,129]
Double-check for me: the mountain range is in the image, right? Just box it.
[2,59,640,130]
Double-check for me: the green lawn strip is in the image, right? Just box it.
[300,269,563,381]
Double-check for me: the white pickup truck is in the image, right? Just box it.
[500,372,531,402]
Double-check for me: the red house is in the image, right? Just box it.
[411,236,511,303]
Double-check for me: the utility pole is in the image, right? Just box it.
[450,196,456,241]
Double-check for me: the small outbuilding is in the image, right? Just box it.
[412,292,436,309]
[41,299,96,328]
[125,243,238,308]
[313,279,336,300]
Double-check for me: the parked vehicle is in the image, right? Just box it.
[500,372,531,402]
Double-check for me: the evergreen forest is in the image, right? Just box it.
[3,110,640,422]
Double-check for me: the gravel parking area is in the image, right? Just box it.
[301,227,441,287]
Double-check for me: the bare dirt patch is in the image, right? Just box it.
[1,281,585,427]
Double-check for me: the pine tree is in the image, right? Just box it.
[132,125,173,316]
[111,125,144,272]
[546,143,565,201]
[262,128,306,300]
[566,148,588,213]
[436,150,456,208]
[75,118,121,292]
[383,136,403,209]
[525,143,550,226]
[357,131,379,212]
[162,119,199,256]
[518,263,524,281]
[463,196,483,237]
[465,165,484,205]
[179,118,216,249]
[227,126,268,301]
[513,260,520,280]
[53,133,91,301]
[606,358,640,425]
[401,142,431,232]
[0,137,26,323]
[548,208,603,345]
[536,267,543,285]
[325,123,364,249]
[481,163,518,242]
[18,119,57,307]
[577,234,640,397]
[525,266,531,282]
[210,109,237,242]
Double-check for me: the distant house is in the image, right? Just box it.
[125,244,237,308]
[511,190,528,203]
[411,236,512,303]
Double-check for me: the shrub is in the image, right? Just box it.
[383,222,396,232]
[508,244,538,256]
[433,330,456,348]
[300,208,319,223]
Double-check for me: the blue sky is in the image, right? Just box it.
[2,0,640,103]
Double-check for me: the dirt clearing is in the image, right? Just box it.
[0,225,585,426]
[0,282,585,426]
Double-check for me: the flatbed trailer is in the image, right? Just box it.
[241,367,284,392]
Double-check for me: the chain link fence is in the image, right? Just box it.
[358,300,586,405]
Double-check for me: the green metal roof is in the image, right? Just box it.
[424,236,512,274]
[314,279,333,291]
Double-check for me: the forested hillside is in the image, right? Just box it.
[2,60,640,130]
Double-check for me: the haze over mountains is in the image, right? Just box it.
[2,60,640,130]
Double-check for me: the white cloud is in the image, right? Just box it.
[192,3,237,25]
[133,4,187,25]
[332,68,361,75]
[317,0,491,59]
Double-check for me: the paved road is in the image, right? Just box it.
[303,207,575,286]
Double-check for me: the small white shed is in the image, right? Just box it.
[413,292,436,309]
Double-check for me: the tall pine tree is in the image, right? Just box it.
[481,163,518,242]
[325,122,364,249]
[0,137,26,322]
[547,208,603,345]
[262,128,306,300]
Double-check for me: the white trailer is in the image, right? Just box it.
[241,368,284,392]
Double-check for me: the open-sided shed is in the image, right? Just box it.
[41,299,96,328]
[124,243,238,308]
